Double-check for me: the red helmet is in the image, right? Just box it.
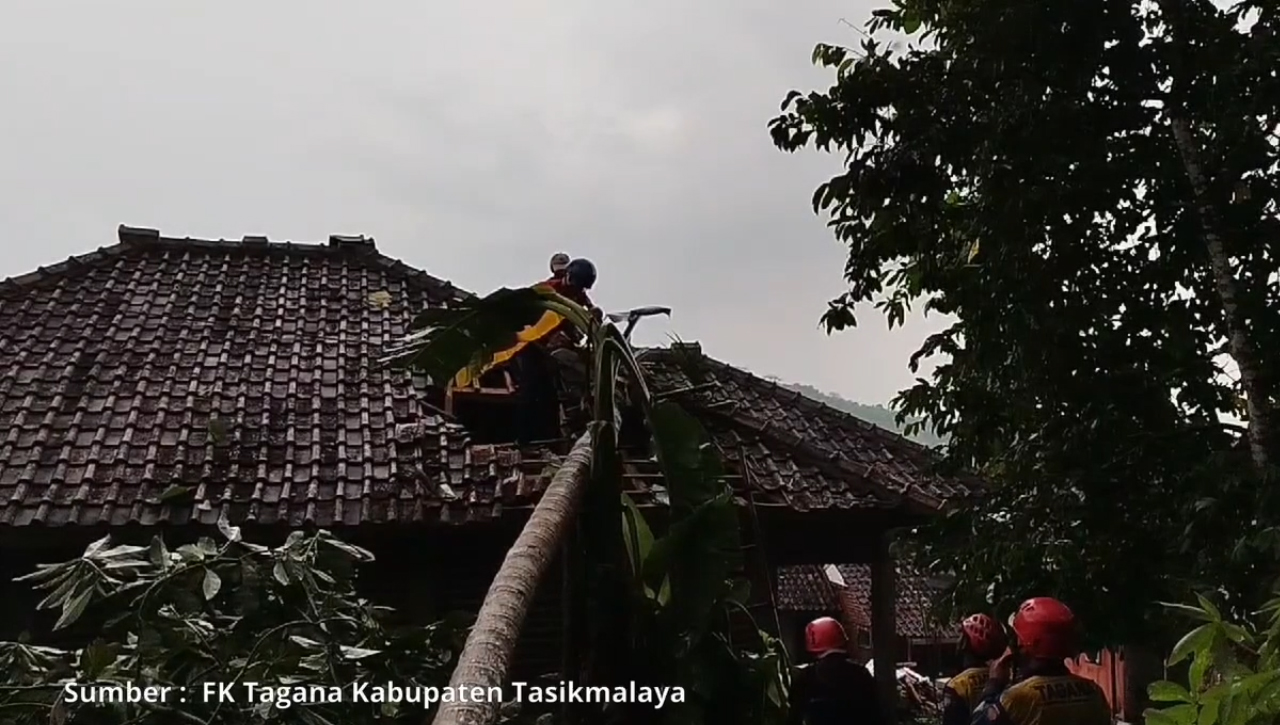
[1011,597,1078,660]
[805,617,848,656]
[960,613,1006,659]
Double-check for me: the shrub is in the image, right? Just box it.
[1145,593,1280,725]
[0,521,466,724]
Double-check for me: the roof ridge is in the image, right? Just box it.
[0,224,474,302]
[643,344,938,459]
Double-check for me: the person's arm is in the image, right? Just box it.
[971,649,1014,720]
[976,676,1006,705]
[864,672,885,725]
[969,685,1020,725]
[941,687,972,725]
[786,666,809,725]
[970,702,1015,725]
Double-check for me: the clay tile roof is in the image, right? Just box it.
[776,564,960,639]
[0,225,974,528]
[0,226,672,527]
[776,565,840,610]
[637,344,979,513]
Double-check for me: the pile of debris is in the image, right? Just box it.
[866,662,945,718]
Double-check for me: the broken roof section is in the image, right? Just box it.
[638,347,979,512]
[0,225,976,528]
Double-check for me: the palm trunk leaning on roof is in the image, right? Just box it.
[381,284,642,725]
[433,430,594,725]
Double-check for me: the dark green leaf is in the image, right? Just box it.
[79,639,120,679]
[319,535,374,562]
[202,569,222,600]
[148,537,171,568]
[1149,680,1194,703]
[13,562,73,585]
[1195,594,1223,623]
[1162,603,1215,623]
[1149,704,1198,725]
[621,492,654,580]
[54,586,94,630]
[1169,624,1216,666]
[83,535,112,558]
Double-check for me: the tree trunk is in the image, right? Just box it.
[1168,117,1274,471]
[431,431,594,725]
[1157,0,1275,471]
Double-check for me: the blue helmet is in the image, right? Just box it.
[566,258,596,290]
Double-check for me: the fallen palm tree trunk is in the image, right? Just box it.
[430,431,594,725]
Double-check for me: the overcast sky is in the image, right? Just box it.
[0,0,947,405]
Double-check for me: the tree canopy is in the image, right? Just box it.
[770,0,1280,645]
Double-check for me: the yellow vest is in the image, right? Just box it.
[990,674,1110,725]
[946,666,990,712]
[451,309,565,389]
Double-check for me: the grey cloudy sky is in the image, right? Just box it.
[0,0,946,405]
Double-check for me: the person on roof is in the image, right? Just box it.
[970,598,1110,725]
[544,257,601,349]
[512,257,598,444]
[547,252,570,282]
[547,257,596,309]
[787,617,882,725]
[942,614,1007,725]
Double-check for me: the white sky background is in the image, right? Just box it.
[0,0,947,405]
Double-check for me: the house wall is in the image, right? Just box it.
[1067,648,1126,717]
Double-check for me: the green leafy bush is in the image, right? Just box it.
[0,522,468,724]
[1145,594,1280,725]
[620,401,790,725]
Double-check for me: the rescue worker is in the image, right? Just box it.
[548,252,570,281]
[544,258,600,347]
[787,617,882,725]
[513,257,597,444]
[942,614,1006,725]
[971,598,1110,725]
[548,257,597,309]
[512,342,558,445]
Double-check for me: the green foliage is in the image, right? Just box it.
[379,285,593,385]
[770,0,1280,644]
[581,312,788,724]
[621,401,789,725]
[1146,593,1280,725]
[0,526,466,724]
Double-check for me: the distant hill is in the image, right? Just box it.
[773,380,947,448]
